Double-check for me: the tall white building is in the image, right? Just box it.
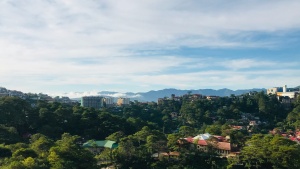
[104,97,115,107]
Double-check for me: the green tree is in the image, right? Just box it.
[167,133,180,151]
[241,134,300,169]
[48,133,97,169]
[30,134,54,157]
[178,126,195,137]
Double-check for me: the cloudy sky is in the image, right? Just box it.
[1,0,300,95]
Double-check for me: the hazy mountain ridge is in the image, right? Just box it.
[0,86,273,102]
[134,88,266,102]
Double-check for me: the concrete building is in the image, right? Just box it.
[267,85,299,99]
[104,97,115,107]
[81,96,103,109]
[117,97,130,106]
[267,87,281,95]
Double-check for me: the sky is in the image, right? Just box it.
[1,0,300,96]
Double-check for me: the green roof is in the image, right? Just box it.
[82,140,118,149]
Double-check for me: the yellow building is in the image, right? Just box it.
[117,97,130,106]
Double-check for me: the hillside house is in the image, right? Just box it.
[178,133,237,157]
[82,140,118,154]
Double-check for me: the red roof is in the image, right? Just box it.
[232,126,243,130]
[289,136,300,141]
[197,140,208,146]
[185,137,193,143]
[217,142,231,150]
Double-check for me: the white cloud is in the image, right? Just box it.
[219,59,276,70]
[49,91,142,99]
[0,0,300,93]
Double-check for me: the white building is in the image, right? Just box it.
[267,85,299,99]
[104,97,115,106]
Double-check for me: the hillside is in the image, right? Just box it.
[134,88,265,102]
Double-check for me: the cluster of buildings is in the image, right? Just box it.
[178,133,238,157]
[267,85,299,100]
[0,87,26,98]
[0,87,77,106]
[269,129,300,143]
[158,93,219,104]
[1,87,131,109]
[0,87,78,107]
[81,96,130,109]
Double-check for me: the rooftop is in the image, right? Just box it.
[82,140,118,149]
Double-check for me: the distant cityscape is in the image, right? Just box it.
[1,85,299,110]
[1,85,300,168]
[0,86,132,108]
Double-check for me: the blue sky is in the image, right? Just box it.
[1,0,300,97]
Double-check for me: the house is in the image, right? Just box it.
[152,151,180,160]
[178,133,236,157]
[289,137,300,143]
[82,140,118,154]
[231,125,246,130]
[249,121,259,126]
[188,138,232,157]
[206,96,218,100]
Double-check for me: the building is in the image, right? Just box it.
[267,87,281,95]
[206,96,219,100]
[104,97,114,107]
[152,151,180,160]
[117,97,130,106]
[267,85,299,100]
[81,96,103,109]
[82,140,118,154]
[0,87,10,97]
[8,90,24,97]
[178,133,237,157]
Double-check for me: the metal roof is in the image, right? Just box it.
[82,140,118,149]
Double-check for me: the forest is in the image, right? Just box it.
[1,91,300,169]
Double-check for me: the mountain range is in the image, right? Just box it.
[95,88,266,102]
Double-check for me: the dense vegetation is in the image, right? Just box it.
[0,92,300,168]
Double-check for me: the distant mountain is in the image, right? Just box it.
[64,88,265,102]
[0,86,267,102]
[133,88,266,102]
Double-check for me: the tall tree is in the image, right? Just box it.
[48,133,97,169]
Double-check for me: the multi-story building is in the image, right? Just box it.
[81,96,103,109]
[267,85,299,99]
[178,133,237,157]
[117,97,130,106]
[104,97,115,107]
